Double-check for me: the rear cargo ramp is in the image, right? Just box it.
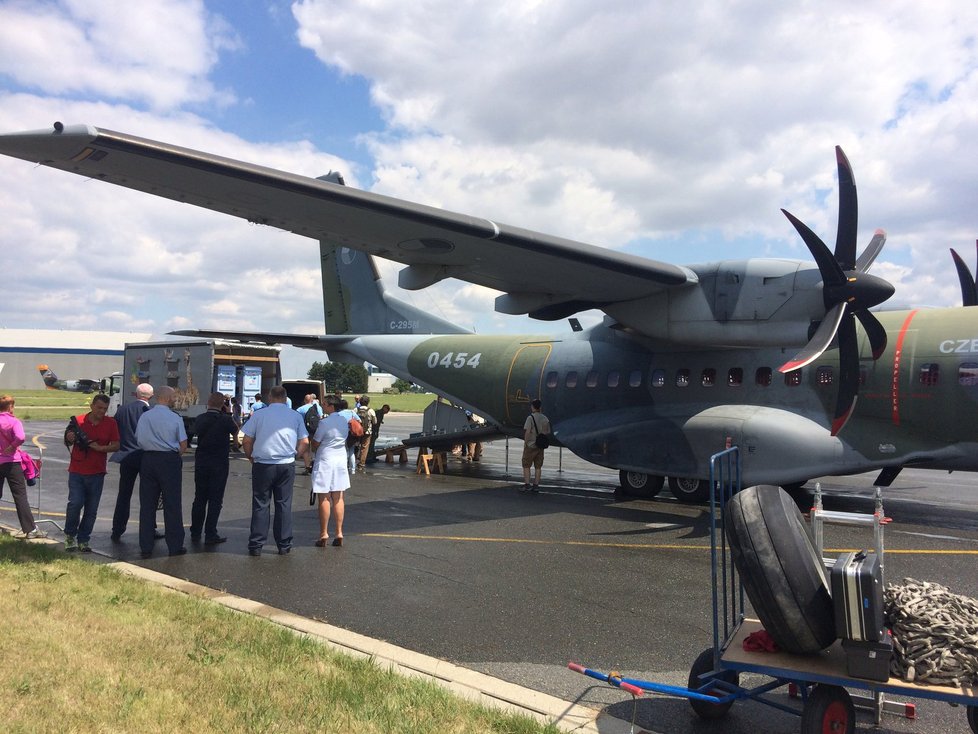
[725,485,836,654]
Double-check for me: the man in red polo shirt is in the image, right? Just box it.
[64,394,120,552]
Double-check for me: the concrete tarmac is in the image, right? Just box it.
[5,415,978,733]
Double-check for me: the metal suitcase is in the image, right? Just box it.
[830,550,885,642]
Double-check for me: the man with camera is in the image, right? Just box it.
[64,394,120,552]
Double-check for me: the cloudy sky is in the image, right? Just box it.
[0,0,976,377]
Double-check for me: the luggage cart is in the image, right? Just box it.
[569,448,978,733]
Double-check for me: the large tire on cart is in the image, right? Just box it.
[725,485,836,654]
[616,471,664,499]
[668,476,711,503]
[968,705,978,733]
[687,648,739,720]
[801,684,854,734]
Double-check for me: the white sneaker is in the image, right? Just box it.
[25,528,47,539]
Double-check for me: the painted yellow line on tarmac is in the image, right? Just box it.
[0,506,65,520]
[363,532,978,554]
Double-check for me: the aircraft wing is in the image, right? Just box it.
[0,123,696,320]
[170,328,336,348]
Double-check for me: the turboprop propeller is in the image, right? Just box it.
[950,240,978,307]
[778,147,894,435]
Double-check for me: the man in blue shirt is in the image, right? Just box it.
[242,385,308,556]
[135,385,188,558]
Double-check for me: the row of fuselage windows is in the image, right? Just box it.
[544,363,978,391]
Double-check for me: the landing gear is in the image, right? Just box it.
[616,471,664,499]
[780,480,808,495]
[968,705,978,733]
[801,684,854,734]
[668,476,711,503]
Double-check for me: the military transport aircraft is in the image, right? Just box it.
[36,364,100,393]
[1,122,976,502]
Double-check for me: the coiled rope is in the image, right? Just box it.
[885,578,978,687]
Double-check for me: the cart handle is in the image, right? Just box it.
[567,662,643,697]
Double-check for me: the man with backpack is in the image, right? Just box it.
[521,399,551,493]
[297,394,322,475]
[355,395,377,471]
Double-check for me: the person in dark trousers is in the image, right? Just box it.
[0,394,45,539]
[63,394,119,552]
[241,385,308,556]
[135,385,187,558]
[365,403,390,464]
[189,392,240,545]
[110,382,153,541]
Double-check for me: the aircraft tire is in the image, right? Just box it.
[617,471,664,498]
[967,705,978,734]
[668,476,711,503]
[724,485,836,654]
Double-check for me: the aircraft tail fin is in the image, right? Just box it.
[320,241,471,335]
[37,364,58,388]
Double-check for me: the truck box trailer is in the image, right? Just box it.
[110,339,282,439]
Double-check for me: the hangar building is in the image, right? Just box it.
[0,329,153,390]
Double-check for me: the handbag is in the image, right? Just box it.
[530,415,550,449]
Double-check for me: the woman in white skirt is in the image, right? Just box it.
[310,395,351,547]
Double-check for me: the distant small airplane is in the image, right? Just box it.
[37,365,100,393]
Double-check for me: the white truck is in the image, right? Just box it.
[109,339,282,439]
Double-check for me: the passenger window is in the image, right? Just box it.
[755,367,772,386]
[607,370,620,388]
[816,366,833,386]
[586,370,599,388]
[676,369,690,387]
[651,369,666,387]
[727,368,743,387]
[919,363,940,386]
[545,371,558,389]
[784,369,802,386]
[565,371,578,388]
[629,370,642,387]
[701,368,716,387]
[959,363,978,386]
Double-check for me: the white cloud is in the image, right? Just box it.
[1,0,977,352]
[294,0,978,309]
[0,0,238,110]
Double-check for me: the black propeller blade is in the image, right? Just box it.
[779,146,895,435]
[950,240,978,307]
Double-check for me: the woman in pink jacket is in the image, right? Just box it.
[0,394,44,538]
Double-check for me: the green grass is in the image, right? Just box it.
[354,392,439,413]
[2,389,438,422]
[2,389,91,421]
[0,536,560,733]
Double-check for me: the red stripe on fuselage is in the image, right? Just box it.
[891,310,919,426]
